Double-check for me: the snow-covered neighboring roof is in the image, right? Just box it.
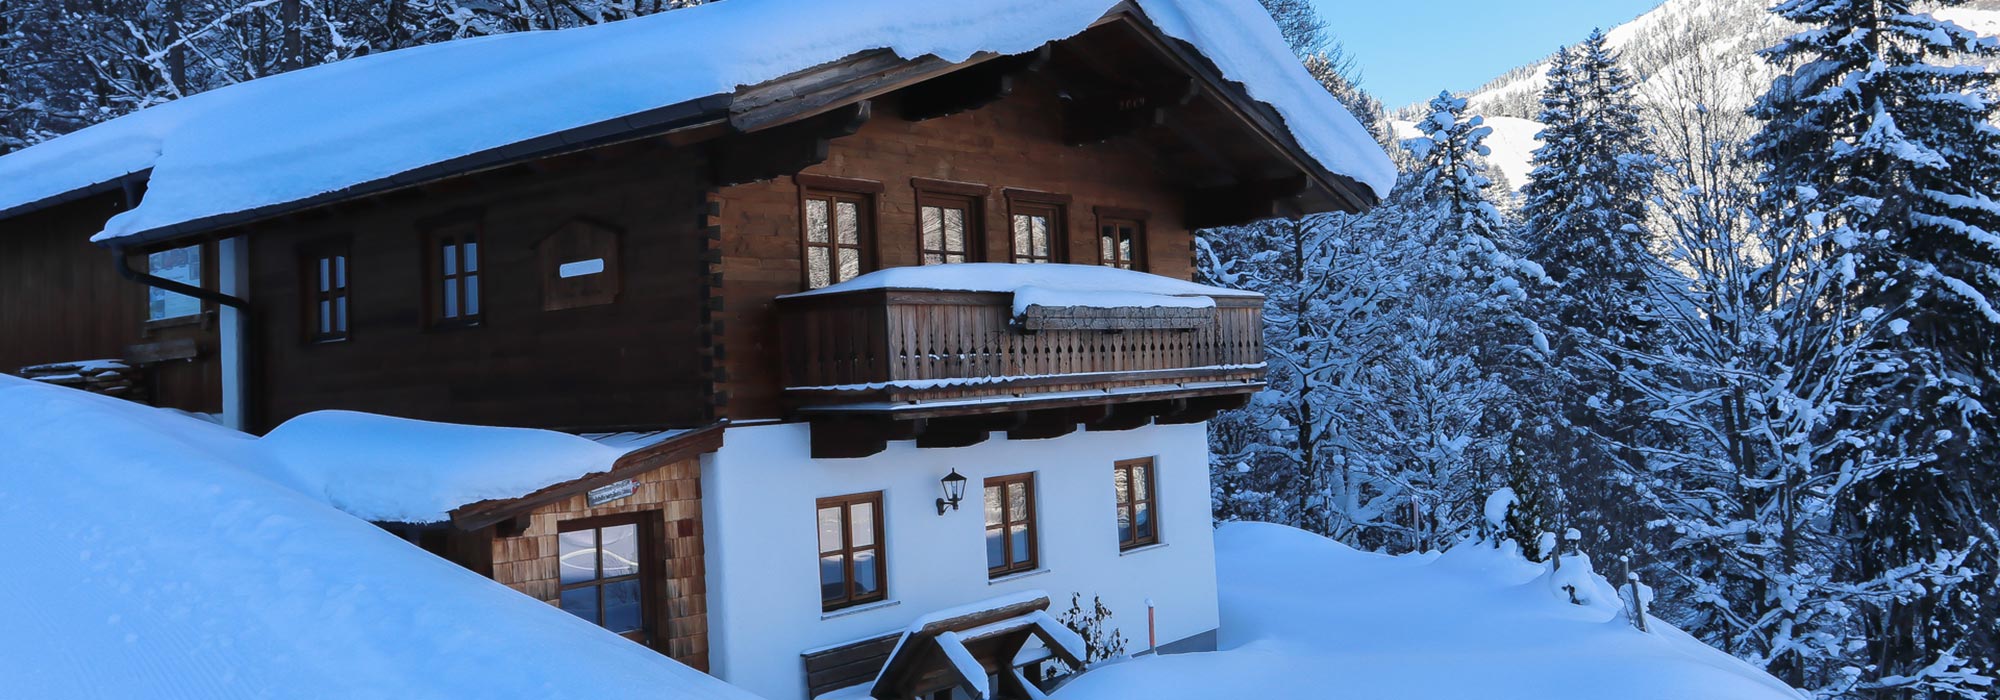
[0,0,1394,243]
[257,410,664,524]
[782,262,1259,300]
[0,375,757,699]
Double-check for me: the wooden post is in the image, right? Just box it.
[1621,556,1649,632]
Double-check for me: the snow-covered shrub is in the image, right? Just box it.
[1054,593,1128,672]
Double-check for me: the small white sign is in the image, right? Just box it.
[558,258,606,279]
[587,478,639,507]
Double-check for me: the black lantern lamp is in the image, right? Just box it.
[936,469,969,515]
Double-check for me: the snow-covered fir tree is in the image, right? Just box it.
[1746,0,2000,695]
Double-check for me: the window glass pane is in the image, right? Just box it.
[560,587,599,624]
[464,240,478,272]
[442,280,459,319]
[601,524,640,579]
[852,549,880,596]
[944,209,965,254]
[147,247,202,320]
[806,199,830,243]
[836,201,860,245]
[1008,482,1028,524]
[1031,217,1050,257]
[984,485,1003,527]
[1101,226,1116,264]
[318,300,331,334]
[601,579,644,633]
[559,530,597,585]
[986,528,1005,570]
[924,253,944,265]
[1134,464,1149,503]
[819,554,848,602]
[946,253,966,264]
[1117,505,1132,543]
[921,206,943,253]
[441,242,458,276]
[1114,468,1130,505]
[1010,524,1030,565]
[817,507,843,553]
[465,275,480,316]
[333,297,348,332]
[1119,227,1134,267]
[837,247,860,284]
[318,258,331,293]
[334,256,346,288]
[1135,502,1153,539]
[849,503,874,548]
[808,248,832,289]
[1012,215,1031,260]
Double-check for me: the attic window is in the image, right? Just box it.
[1005,189,1070,264]
[801,182,876,289]
[1095,207,1147,271]
[914,178,988,265]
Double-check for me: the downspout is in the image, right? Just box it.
[110,244,249,311]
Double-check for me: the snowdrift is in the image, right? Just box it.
[1053,522,1803,700]
[0,376,755,699]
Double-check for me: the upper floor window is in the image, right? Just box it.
[914,179,987,265]
[818,491,886,611]
[146,244,204,322]
[1114,458,1159,550]
[799,175,882,289]
[558,514,651,642]
[303,242,350,343]
[1095,208,1147,271]
[426,222,481,327]
[985,473,1038,577]
[1006,190,1070,264]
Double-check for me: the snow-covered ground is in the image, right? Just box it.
[1054,522,1802,700]
[0,376,755,699]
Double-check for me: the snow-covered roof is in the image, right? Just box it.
[0,375,756,699]
[782,262,1260,300]
[257,410,682,524]
[0,0,1394,244]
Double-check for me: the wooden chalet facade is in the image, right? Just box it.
[0,2,1388,699]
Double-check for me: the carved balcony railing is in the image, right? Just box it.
[775,280,1265,417]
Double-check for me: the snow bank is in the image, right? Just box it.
[1052,522,1802,700]
[259,410,631,523]
[0,0,1393,242]
[0,376,756,699]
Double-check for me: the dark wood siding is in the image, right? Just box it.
[717,75,1196,420]
[0,192,221,413]
[249,144,712,432]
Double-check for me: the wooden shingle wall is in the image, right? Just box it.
[487,455,710,670]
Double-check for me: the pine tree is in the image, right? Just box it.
[1747,1,2000,694]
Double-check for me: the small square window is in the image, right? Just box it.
[302,242,351,343]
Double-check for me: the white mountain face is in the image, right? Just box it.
[1392,0,2000,190]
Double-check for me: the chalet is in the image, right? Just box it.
[0,0,1393,698]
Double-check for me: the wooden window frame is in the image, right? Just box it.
[1004,189,1072,264]
[913,178,989,265]
[984,472,1039,578]
[422,215,483,329]
[141,241,215,330]
[817,491,888,612]
[301,239,352,344]
[1114,458,1160,550]
[557,512,656,644]
[1093,206,1150,271]
[797,174,883,290]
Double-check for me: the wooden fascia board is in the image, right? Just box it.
[448,421,727,532]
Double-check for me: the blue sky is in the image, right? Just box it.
[1307,0,1664,108]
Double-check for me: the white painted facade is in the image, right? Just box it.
[701,421,1221,700]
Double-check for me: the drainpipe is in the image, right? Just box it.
[111,242,253,430]
[1146,597,1157,654]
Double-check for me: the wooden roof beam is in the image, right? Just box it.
[899,46,1050,122]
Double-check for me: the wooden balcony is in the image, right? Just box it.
[775,269,1264,457]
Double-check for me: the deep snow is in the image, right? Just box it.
[1053,522,1803,700]
[0,0,1394,242]
[0,376,755,699]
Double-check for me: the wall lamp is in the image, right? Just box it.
[936,469,969,515]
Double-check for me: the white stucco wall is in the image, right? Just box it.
[701,421,1220,700]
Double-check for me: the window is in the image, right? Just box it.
[1005,190,1070,264]
[1114,458,1158,550]
[146,244,204,322]
[985,473,1038,577]
[303,243,350,342]
[799,176,881,289]
[818,492,886,611]
[558,514,650,641]
[426,224,481,326]
[914,179,987,264]
[1095,209,1147,270]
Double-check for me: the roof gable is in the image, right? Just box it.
[0,0,1394,244]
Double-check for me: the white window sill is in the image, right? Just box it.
[821,599,900,621]
[987,568,1051,585]
[1119,542,1168,557]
